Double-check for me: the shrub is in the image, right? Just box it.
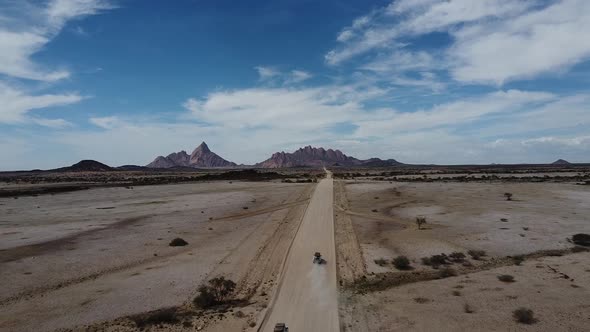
[467,250,486,260]
[512,255,525,265]
[572,233,590,247]
[421,254,449,268]
[572,246,589,253]
[374,258,388,266]
[413,297,429,303]
[438,267,457,279]
[416,216,427,230]
[392,256,411,270]
[449,252,466,263]
[193,277,236,308]
[131,307,180,328]
[464,303,474,313]
[504,192,513,201]
[169,238,188,247]
[498,274,515,282]
[452,290,461,296]
[513,307,536,324]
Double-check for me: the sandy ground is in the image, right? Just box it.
[0,181,314,332]
[261,175,339,332]
[338,181,590,272]
[334,179,590,331]
[340,252,590,332]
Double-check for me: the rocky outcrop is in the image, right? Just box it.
[256,145,402,168]
[147,142,236,168]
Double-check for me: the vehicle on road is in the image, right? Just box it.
[313,251,326,264]
[274,322,289,331]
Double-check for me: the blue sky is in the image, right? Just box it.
[1,0,590,170]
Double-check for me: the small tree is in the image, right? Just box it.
[504,192,513,201]
[416,216,427,230]
[193,277,236,308]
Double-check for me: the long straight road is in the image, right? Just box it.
[261,173,339,332]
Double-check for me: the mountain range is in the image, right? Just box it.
[146,142,402,169]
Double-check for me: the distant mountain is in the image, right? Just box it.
[552,159,571,166]
[147,142,236,168]
[256,145,402,168]
[360,158,403,167]
[55,160,113,172]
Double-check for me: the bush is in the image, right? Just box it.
[449,252,466,263]
[421,254,449,269]
[572,233,590,246]
[498,274,515,282]
[464,303,474,313]
[416,216,427,230]
[572,246,589,253]
[169,238,188,246]
[193,277,236,309]
[392,256,411,270]
[467,250,486,260]
[504,192,513,201]
[512,255,525,265]
[374,258,388,266]
[513,307,536,324]
[131,307,180,328]
[438,267,457,279]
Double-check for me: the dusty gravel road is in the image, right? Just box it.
[261,172,340,332]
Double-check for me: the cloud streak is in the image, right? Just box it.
[328,0,590,85]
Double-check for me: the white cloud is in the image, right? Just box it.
[522,135,590,147]
[0,0,114,81]
[449,0,590,84]
[32,117,73,128]
[0,82,84,124]
[182,86,374,131]
[255,66,281,81]
[254,66,312,85]
[354,89,555,137]
[89,116,122,129]
[327,0,590,85]
[361,50,436,73]
[285,70,312,84]
[2,85,587,169]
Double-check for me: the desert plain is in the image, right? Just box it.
[0,166,589,332]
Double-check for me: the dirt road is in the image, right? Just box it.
[261,173,340,332]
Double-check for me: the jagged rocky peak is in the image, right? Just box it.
[147,142,236,168]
